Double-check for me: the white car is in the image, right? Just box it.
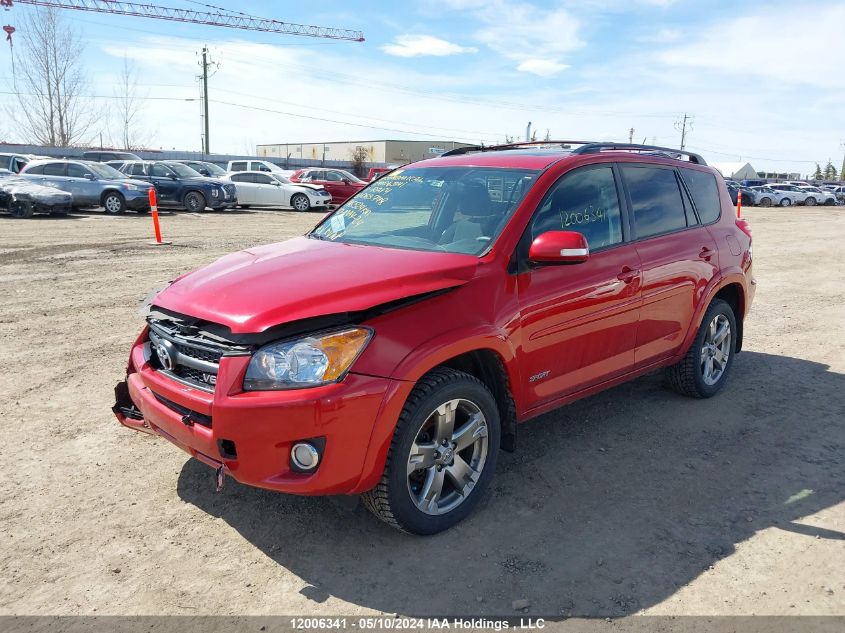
[226,159,292,176]
[768,183,812,205]
[750,185,792,207]
[225,171,331,211]
[796,185,837,206]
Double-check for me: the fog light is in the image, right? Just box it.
[291,442,320,470]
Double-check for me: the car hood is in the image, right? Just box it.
[152,236,478,333]
[290,183,326,193]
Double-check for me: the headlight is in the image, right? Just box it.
[244,327,372,390]
[122,183,140,191]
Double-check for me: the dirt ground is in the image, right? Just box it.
[0,206,842,617]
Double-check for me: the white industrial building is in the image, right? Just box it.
[255,139,473,166]
[711,162,758,180]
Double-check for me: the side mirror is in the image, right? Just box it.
[200,169,210,176]
[169,174,178,180]
[528,231,589,264]
[84,173,96,180]
[342,178,350,184]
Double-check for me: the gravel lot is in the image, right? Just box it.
[0,206,842,617]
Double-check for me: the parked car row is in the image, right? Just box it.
[725,180,841,207]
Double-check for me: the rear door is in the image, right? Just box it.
[229,173,257,204]
[517,164,643,408]
[40,162,71,194]
[620,164,719,367]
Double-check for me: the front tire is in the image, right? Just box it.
[291,193,311,212]
[780,197,792,207]
[184,191,207,212]
[666,299,737,398]
[102,192,126,214]
[361,368,500,535]
[805,196,816,206]
[9,200,34,218]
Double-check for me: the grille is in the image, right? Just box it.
[148,319,230,392]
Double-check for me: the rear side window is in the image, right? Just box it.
[230,161,247,171]
[42,163,66,176]
[622,166,687,239]
[680,168,721,224]
[230,173,255,183]
[531,166,623,250]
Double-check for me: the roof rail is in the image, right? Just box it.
[440,140,597,157]
[572,143,706,165]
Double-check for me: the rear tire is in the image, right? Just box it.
[361,368,500,535]
[666,299,737,399]
[102,192,126,215]
[759,197,772,207]
[805,196,816,206]
[184,191,207,212]
[239,204,251,209]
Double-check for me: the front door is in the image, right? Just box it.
[149,163,181,203]
[517,164,642,409]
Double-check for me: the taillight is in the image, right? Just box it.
[736,218,752,239]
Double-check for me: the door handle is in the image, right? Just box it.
[699,247,715,261]
[616,267,640,283]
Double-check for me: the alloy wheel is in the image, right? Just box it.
[701,314,731,386]
[406,398,489,516]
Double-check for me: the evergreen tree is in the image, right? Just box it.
[813,163,823,180]
[823,160,836,180]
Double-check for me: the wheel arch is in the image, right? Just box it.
[679,274,748,360]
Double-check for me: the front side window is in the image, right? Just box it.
[530,166,623,251]
[253,173,273,184]
[622,166,688,239]
[680,167,721,224]
[25,164,44,175]
[311,167,537,255]
[67,163,89,178]
[151,164,175,178]
[324,171,343,181]
[166,163,201,178]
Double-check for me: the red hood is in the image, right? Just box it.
[153,237,478,333]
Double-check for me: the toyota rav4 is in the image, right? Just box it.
[114,142,754,535]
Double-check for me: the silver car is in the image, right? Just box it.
[19,160,151,214]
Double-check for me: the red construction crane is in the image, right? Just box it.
[3,0,365,41]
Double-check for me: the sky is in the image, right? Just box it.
[0,0,843,176]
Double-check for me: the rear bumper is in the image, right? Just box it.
[113,339,408,495]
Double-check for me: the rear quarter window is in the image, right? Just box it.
[680,168,721,224]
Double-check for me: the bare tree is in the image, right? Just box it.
[9,7,97,147]
[349,145,370,178]
[110,55,152,150]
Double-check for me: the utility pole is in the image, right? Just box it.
[201,46,211,155]
[525,121,532,142]
[676,113,692,150]
[628,128,634,144]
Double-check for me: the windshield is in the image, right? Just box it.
[336,169,365,184]
[88,163,126,179]
[166,163,202,178]
[201,162,226,176]
[310,167,538,255]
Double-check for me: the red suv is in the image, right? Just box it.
[114,142,754,535]
[290,168,366,204]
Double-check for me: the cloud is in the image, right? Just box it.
[382,34,478,57]
[658,3,845,86]
[442,0,582,77]
[516,59,570,77]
